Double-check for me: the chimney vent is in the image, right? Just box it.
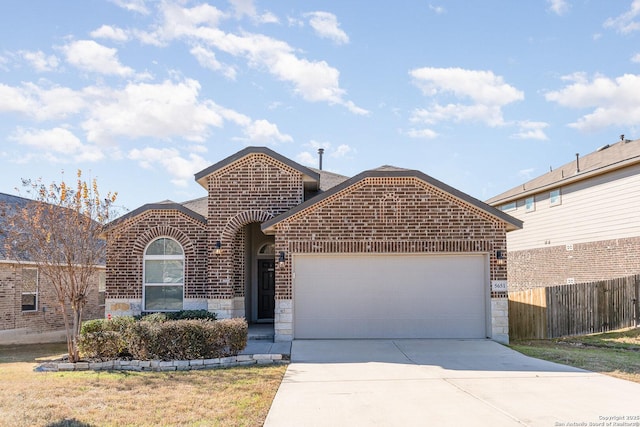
[318,148,324,170]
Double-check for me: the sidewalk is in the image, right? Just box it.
[243,323,291,358]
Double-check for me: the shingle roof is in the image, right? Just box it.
[262,167,523,234]
[104,201,206,231]
[487,138,640,206]
[0,193,32,260]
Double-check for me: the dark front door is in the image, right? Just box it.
[258,260,275,319]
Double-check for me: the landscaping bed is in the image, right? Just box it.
[510,327,640,383]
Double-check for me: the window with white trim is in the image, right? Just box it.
[550,189,561,207]
[21,267,38,312]
[525,196,535,213]
[144,238,184,311]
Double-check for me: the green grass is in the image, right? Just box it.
[511,327,640,383]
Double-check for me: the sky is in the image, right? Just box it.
[1,0,640,213]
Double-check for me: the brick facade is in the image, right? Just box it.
[104,147,518,343]
[507,236,640,291]
[0,262,104,344]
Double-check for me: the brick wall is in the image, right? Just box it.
[105,210,208,300]
[507,236,640,291]
[0,262,104,342]
[274,176,508,300]
[205,154,306,299]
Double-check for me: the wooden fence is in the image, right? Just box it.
[509,275,640,340]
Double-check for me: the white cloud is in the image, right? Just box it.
[512,121,549,140]
[547,0,569,16]
[545,73,640,131]
[295,151,316,166]
[406,128,438,139]
[133,3,366,114]
[62,40,134,76]
[518,168,535,180]
[90,25,129,42]
[331,144,353,158]
[0,55,8,71]
[604,0,640,34]
[11,127,103,162]
[109,0,149,15]
[82,78,224,144]
[189,45,236,79]
[429,4,446,14]
[128,147,210,187]
[244,119,292,143]
[409,67,523,128]
[305,11,349,44]
[228,0,278,23]
[20,50,59,72]
[632,53,640,63]
[0,82,86,121]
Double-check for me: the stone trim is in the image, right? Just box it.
[36,354,287,372]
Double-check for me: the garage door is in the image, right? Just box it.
[293,254,488,339]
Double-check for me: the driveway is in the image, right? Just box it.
[265,339,640,427]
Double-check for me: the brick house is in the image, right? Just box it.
[0,193,105,344]
[486,137,640,291]
[104,147,521,343]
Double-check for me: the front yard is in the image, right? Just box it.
[510,327,640,384]
[0,343,286,427]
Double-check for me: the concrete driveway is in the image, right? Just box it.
[265,339,640,427]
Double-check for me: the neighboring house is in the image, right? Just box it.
[486,137,640,291]
[0,193,105,344]
[104,147,521,343]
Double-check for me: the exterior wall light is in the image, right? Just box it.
[496,250,507,265]
[215,240,222,255]
[278,251,286,265]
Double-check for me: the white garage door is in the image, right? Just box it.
[293,254,488,339]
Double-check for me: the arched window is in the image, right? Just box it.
[144,237,184,311]
[258,243,275,255]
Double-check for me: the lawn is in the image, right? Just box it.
[510,327,640,384]
[0,343,287,427]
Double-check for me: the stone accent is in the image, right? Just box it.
[274,299,293,342]
[207,297,245,319]
[491,298,509,344]
[36,354,287,372]
[105,299,142,317]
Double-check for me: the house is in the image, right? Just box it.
[486,137,640,291]
[104,147,521,343]
[0,193,105,344]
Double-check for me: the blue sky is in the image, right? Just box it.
[1,0,639,212]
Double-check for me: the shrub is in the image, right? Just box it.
[117,318,248,361]
[136,310,217,322]
[79,317,135,360]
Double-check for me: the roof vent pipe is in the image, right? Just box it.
[318,148,324,170]
[575,153,580,174]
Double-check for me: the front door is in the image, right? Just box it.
[257,260,275,319]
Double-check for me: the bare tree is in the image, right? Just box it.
[2,171,117,362]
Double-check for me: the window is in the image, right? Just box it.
[98,271,106,306]
[550,189,562,207]
[500,202,516,212]
[21,268,38,312]
[525,197,535,213]
[144,238,184,311]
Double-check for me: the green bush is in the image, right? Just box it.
[80,316,247,361]
[79,317,135,360]
[136,310,217,322]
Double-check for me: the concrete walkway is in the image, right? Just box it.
[265,339,640,427]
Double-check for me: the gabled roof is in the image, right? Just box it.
[487,138,640,206]
[262,167,523,234]
[0,193,32,260]
[104,200,206,232]
[194,146,320,190]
